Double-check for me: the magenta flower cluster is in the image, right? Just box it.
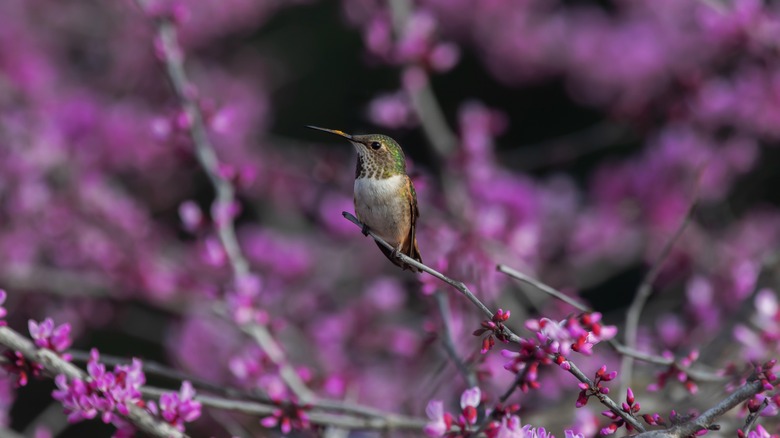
[147,381,202,432]
[50,349,202,433]
[647,350,701,394]
[52,349,145,425]
[473,308,511,354]
[575,365,617,409]
[260,400,311,435]
[500,313,617,393]
[28,318,72,359]
[599,388,641,436]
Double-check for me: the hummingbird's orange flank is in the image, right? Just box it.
[308,126,423,273]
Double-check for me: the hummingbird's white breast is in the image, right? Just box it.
[354,174,409,247]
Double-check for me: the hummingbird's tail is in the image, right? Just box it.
[376,239,422,273]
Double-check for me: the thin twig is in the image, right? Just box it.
[621,191,698,394]
[498,366,531,404]
[22,402,69,437]
[143,5,314,403]
[0,326,186,438]
[741,397,768,436]
[500,122,634,171]
[435,291,478,388]
[497,265,590,312]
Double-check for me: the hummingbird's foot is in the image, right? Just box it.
[361,223,370,236]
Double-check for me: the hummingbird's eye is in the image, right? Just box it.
[370,141,382,150]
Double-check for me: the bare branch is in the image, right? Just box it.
[435,291,478,388]
[497,264,591,313]
[0,427,25,438]
[621,188,698,393]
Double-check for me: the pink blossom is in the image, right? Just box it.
[28,318,72,357]
[424,400,453,437]
[148,381,202,431]
[178,200,203,232]
[52,349,144,428]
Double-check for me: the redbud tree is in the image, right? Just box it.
[1,0,780,437]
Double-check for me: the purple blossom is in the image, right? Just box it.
[487,416,555,438]
[28,318,72,358]
[735,289,780,361]
[743,424,772,438]
[52,349,144,426]
[178,201,204,232]
[259,400,311,435]
[424,400,451,437]
[368,92,417,129]
[228,346,288,399]
[459,386,481,425]
[2,350,43,387]
[147,381,202,431]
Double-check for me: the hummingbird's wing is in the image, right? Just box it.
[402,175,423,272]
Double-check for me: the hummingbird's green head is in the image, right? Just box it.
[307,126,406,179]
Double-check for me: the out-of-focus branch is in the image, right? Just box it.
[500,122,634,171]
[142,4,314,403]
[342,212,646,432]
[141,387,428,431]
[151,13,247,279]
[621,189,698,394]
[0,326,186,438]
[435,291,478,388]
[22,403,68,437]
[0,427,25,438]
[0,265,110,298]
[387,0,457,159]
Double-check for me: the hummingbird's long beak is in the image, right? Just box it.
[306,125,353,140]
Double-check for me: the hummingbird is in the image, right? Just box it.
[308,125,423,272]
